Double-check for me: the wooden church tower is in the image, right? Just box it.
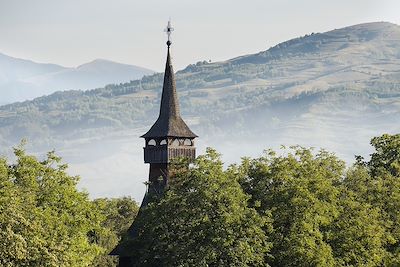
[111,21,197,266]
[141,22,197,192]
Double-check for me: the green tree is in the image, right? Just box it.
[239,143,396,266]
[124,148,271,267]
[240,146,389,266]
[355,134,400,265]
[91,197,139,267]
[328,166,386,266]
[368,133,400,177]
[0,145,103,266]
[239,147,344,266]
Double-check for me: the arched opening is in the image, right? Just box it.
[160,139,167,145]
[148,139,156,146]
[171,139,180,146]
[184,139,192,146]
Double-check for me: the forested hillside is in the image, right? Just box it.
[0,22,399,199]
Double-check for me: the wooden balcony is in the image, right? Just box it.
[144,146,196,163]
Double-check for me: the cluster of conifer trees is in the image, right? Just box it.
[0,134,399,266]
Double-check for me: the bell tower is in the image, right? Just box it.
[111,20,197,266]
[141,20,197,193]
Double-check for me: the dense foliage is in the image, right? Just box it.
[0,144,103,266]
[239,147,390,266]
[124,149,271,266]
[91,197,139,267]
[237,134,400,266]
[0,133,399,266]
[0,144,138,267]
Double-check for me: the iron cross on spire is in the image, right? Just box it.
[164,20,174,47]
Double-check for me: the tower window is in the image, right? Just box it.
[171,139,180,146]
[148,139,156,146]
[184,139,192,146]
[160,139,167,145]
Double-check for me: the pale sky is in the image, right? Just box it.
[0,0,399,71]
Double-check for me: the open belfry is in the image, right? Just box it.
[111,20,197,266]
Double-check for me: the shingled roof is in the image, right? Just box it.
[141,47,197,139]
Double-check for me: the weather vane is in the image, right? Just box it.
[164,19,174,47]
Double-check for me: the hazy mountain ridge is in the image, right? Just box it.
[0,53,65,82]
[1,22,399,145]
[0,54,155,104]
[0,21,399,198]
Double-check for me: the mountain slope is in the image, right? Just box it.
[0,54,155,103]
[0,53,66,82]
[0,22,399,199]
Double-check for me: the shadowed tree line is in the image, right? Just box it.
[1,134,399,266]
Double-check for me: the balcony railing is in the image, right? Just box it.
[144,146,196,163]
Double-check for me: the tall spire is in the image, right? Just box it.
[158,46,180,122]
[141,20,197,138]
